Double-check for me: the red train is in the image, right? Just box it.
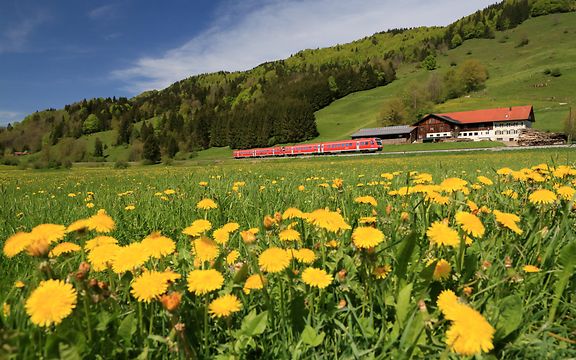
[233,138,383,159]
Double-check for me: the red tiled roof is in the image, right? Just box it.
[436,105,533,124]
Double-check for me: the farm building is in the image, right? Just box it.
[350,125,417,144]
[413,105,535,142]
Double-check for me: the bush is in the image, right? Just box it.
[114,160,129,169]
[2,157,20,166]
[543,68,552,75]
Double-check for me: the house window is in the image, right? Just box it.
[474,132,478,136]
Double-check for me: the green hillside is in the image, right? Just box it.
[2,1,576,165]
[314,12,576,140]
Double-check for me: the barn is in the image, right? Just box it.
[350,125,417,144]
[413,105,535,142]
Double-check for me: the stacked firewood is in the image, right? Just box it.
[517,128,567,146]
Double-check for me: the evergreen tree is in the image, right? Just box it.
[93,137,103,157]
[166,135,179,158]
[143,133,161,163]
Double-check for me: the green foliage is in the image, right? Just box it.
[421,55,437,70]
[93,137,103,157]
[143,134,161,163]
[457,59,489,92]
[531,0,573,17]
[82,114,101,135]
[451,33,463,48]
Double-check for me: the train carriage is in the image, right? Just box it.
[233,138,382,159]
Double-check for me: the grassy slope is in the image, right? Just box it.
[313,13,576,140]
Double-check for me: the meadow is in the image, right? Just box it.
[1,149,575,359]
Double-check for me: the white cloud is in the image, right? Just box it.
[0,11,49,53]
[0,111,22,125]
[88,4,118,20]
[112,0,497,93]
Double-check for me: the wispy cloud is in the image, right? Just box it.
[0,11,50,53]
[0,111,22,125]
[88,4,118,20]
[112,0,497,93]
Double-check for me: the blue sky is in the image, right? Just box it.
[0,0,497,125]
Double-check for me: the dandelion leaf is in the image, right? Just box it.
[494,295,523,341]
[301,325,325,347]
[239,310,268,337]
[118,313,137,345]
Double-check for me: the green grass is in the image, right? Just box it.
[381,140,504,152]
[1,149,575,358]
[314,13,576,138]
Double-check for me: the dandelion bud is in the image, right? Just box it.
[161,292,182,312]
[371,209,378,216]
[401,212,409,222]
[298,185,305,191]
[337,269,347,281]
[88,279,99,288]
[240,230,256,244]
[174,323,185,332]
[75,262,91,280]
[263,215,276,230]
[337,299,347,309]
[482,260,492,270]
[385,205,392,215]
[504,256,512,269]
[463,286,473,296]
[98,281,108,291]
[418,299,427,313]
[274,212,283,223]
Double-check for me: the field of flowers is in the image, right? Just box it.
[1,149,575,359]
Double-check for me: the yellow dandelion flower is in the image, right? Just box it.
[182,219,212,237]
[279,228,301,242]
[523,265,540,273]
[283,207,304,219]
[199,181,208,187]
[426,221,460,247]
[497,167,513,175]
[49,242,81,257]
[455,212,485,238]
[373,264,392,279]
[84,236,118,252]
[222,222,240,233]
[66,219,91,233]
[212,228,230,245]
[445,305,495,356]
[226,250,240,265]
[354,196,378,207]
[306,208,351,232]
[467,200,479,212]
[131,270,181,303]
[87,243,120,271]
[3,232,33,258]
[359,216,377,225]
[556,186,575,201]
[352,227,385,249]
[437,290,459,318]
[293,248,316,264]
[439,178,468,192]
[259,247,290,273]
[301,267,333,289]
[164,189,176,195]
[14,280,25,288]
[476,176,493,185]
[125,205,136,211]
[141,232,175,259]
[87,209,115,233]
[209,294,242,318]
[197,198,217,210]
[431,259,452,281]
[187,269,224,296]
[86,203,95,208]
[193,236,219,264]
[25,280,76,327]
[243,274,265,294]
[529,189,557,205]
[111,243,150,274]
[493,210,523,235]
